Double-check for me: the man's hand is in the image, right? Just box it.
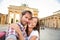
[7,38,14,40]
[10,24,20,34]
[9,24,24,40]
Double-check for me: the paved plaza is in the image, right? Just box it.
[40,28,60,40]
[0,25,60,40]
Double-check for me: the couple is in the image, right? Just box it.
[5,10,40,40]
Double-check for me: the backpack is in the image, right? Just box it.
[0,31,6,40]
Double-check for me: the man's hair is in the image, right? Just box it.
[21,10,32,16]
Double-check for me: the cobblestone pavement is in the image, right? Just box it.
[40,28,60,40]
[0,25,60,40]
[0,24,8,32]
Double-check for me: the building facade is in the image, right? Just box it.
[40,10,60,28]
[0,13,8,24]
[8,5,38,24]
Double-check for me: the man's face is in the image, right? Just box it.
[21,12,32,25]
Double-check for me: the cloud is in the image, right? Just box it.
[0,0,60,18]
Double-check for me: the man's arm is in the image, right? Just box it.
[10,24,24,40]
[5,35,17,40]
[5,24,17,40]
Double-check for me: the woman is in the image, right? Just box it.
[26,17,40,40]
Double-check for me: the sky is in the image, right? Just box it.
[0,0,60,18]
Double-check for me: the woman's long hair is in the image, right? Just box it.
[26,17,40,37]
[32,17,40,32]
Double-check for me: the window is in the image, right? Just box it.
[16,20,18,22]
[55,17,57,19]
[11,18,13,23]
[59,17,60,19]
[0,17,1,23]
[51,17,53,19]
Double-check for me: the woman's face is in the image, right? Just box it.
[28,18,37,29]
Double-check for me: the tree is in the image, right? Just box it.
[21,4,28,7]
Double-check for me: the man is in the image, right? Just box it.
[5,10,32,40]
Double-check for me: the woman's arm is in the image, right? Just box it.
[30,36,37,40]
[17,30,24,40]
[29,30,39,40]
